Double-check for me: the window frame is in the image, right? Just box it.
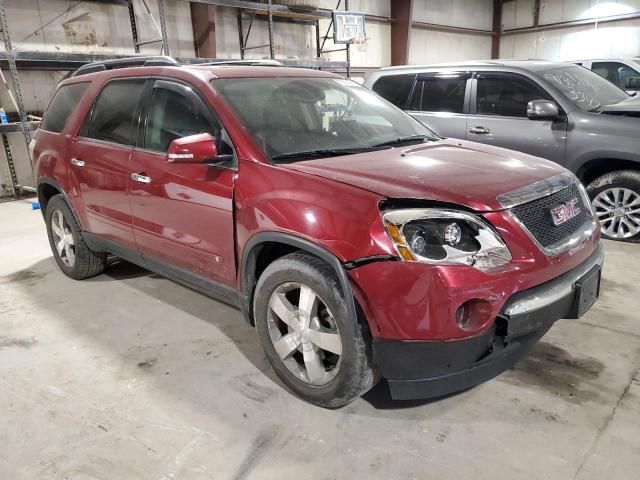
[77,77,148,148]
[470,71,561,119]
[406,71,473,115]
[371,73,417,109]
[40,81,91,134]
[137,78,238,170]
[591,61,638,90]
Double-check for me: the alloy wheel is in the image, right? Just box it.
[50,209,76,267]
[592,187,640,239]
[267,282,343,386]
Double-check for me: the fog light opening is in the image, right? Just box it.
[455,299,492,332]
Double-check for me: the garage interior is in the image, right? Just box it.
[1,1,640,479]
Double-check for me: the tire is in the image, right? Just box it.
[45,194,106,279]
[586,170,640,242]
[253,252,376,408]
[273,0,319,9]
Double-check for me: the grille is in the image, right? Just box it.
[511,183,591,249]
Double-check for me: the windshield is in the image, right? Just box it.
[212,77,437,162]
[540,65,629,112]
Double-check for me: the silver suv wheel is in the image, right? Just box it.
[267,282,342,386]
[50,209,76,267]
[593,187,640,239]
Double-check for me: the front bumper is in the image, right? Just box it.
[373,244,604,400]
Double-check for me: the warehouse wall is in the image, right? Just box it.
[500,0,640,59]
[409,0,494,64]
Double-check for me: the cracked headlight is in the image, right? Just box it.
[383,209,512,271]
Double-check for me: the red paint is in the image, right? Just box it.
[33,64,601,345]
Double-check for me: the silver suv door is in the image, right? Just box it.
[405,72,471,139]
[466,72,567,163]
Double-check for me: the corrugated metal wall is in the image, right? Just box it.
[501,0,640,59]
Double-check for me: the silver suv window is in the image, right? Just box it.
[540,66,629,112]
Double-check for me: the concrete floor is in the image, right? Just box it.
[1,199,639,480]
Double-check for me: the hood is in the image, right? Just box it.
[601,95,640,117]
[284,139,566,211]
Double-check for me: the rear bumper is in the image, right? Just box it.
[373,245,604,400]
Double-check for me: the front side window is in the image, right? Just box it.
[540,65,629,112]
[144,84,220,152]
[409,74,468,113]
[212,77,437,162]
[84,79,146,146]
[476,74,551,117]
[41,82,89,133]
[371,74,416,108]
[592,61,638,90]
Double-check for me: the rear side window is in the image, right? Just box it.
[476,74,552,117]
[83,79,146,146]
[409,74,469,113]
[40,83,89,133]
[371,74,415,108]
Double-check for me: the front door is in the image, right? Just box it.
[406,72,470,139]
[129,79,236,286]
[70,78,147,249]
[466,72,567,164]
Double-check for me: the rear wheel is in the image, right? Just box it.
[253,252,376,408]
[45,195,106,279]
[587,171,640,241]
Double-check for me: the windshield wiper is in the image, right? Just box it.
[372,134,429,148]
[271,147,384,163]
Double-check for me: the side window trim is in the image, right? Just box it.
[77,77,147,147]
[470,71,562,119]
[406,71,472,115]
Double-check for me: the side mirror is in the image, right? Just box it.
[527,100,560,121]
[167,133,218,164]
[625,77,640,90]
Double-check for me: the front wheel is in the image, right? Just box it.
[587,170,640,242]
[253,252,376,408]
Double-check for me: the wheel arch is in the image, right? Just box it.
[575,158,640,188]
[37,177,85,229]
[239,232,358,329]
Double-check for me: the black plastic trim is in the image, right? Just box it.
[83,232,239,308]
[343,255,398,270]
[241,232,358,328]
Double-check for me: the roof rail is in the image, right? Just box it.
[194,59,284,67]
[72,56,179,77]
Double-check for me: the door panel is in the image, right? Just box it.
[406,73,471,139]
[69,79,146,248]
[466,73,567,164]
[70,139,135,247]
[130,80,236,286]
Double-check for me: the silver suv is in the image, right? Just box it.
[364,60,640,241]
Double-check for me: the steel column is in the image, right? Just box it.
[128,0,140,53]
[491,0,502,59]
[267,0,275,59]
[0,1,33,186]
[156,0,170,55]
[390,0,413,65]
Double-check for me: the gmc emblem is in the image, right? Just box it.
[550,198,581,226]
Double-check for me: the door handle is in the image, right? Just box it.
[71,158,85,167]
[131,173,151,184]
[469,126,491,135]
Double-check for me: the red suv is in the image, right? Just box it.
[32,57,603,408]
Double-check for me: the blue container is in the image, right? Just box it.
[32,202,40,210]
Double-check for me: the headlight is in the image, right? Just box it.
[383,209,512,271]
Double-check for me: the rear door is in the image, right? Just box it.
[466,72,567,163]
[70,78,146,250]
[129,79,236,286]
[405,72,471,139]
